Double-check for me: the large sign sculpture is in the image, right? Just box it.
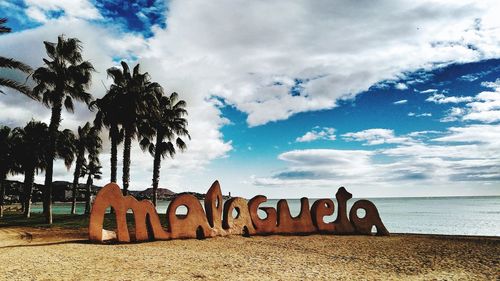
[89,181,389,243]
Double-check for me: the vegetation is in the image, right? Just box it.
[106,62,161,195]
[91,90,123,183]
[0,18,189,224]
[140,92,190,206]
[80,135,102,214]
[11,121,49,218]
[0,126,15,217]
[71,122,101,214]
[0,18,34,98]
[32,35,95,224]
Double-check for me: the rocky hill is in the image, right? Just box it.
[1,180,228,203]
[130,187,176,200]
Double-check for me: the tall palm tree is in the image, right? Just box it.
[107,62,159,195]
[140,92,190,206]
[90,89,123,184]
[81,153,101,214]
[32,35,94,224]
[70,122,101,214]
[0,126,15,217]
[0,18,34,98]
[12,121,49,218]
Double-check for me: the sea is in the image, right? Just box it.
[30,196,500,237]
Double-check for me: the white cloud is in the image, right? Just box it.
[439,80,500,123]
[395,83,408,90]
[408,112,432,117]
[420,89,438,94]
[393,99,408,105]
[342,129,412,146]
[440,107,465,122]
[481,78,500,90]
[145,0,500,127]
[24,0,102,22]
[426,93,474,104]
[433,124,500,144]
[254,124,500,196]
[295,127,336,142]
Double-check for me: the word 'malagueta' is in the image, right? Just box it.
[89,181,389,243]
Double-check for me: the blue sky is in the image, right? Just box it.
[0,0,499,198]
[220,59,500,155]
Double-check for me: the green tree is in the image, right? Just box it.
[0,126,15,217]
[80,153,101,214]
[11,121,49,218]
[70,122,102,214]
[32,35,94,224]
[107,62,160,195]
[90,88,123,183]
[140,92,189,206]
[0,18,34,98]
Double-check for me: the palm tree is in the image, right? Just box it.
[32,35,94,224]
[70,122,102,214]
[107,62,159,195]
[81,154,101,214]
[90,89,123,184]
[0,126,15,217]
[140,92,190,206]
[0,18,34,98]
[12,121,50,218]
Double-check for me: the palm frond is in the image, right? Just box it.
[132,63,140,77]
[64,96,74,112]
[0,77,33,97]
[121,61,131,80]
[139,137,151,152]
[60,37,83,64]
[176,137,187,151]
[56,129,76,169]
[0,18,11,33]
[43,41,57,60]
[0,57,32,73]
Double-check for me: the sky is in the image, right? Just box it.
[0,0,499,198]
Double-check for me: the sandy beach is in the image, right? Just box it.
[0,227,498,280]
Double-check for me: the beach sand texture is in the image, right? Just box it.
[0,227,498,280]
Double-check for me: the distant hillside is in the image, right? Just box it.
[1,180,228,203]
[130,187,176,200]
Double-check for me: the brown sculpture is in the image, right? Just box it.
[222,197,256,236]
[248,195,277,234]
[276,198,316,234]
[89,183,169,242]
[166,194,213,239]
[204,181,224,234]
[332,187,355,234]
[89,181,389,243]
[311,199,336,233]
[349,200,390,236]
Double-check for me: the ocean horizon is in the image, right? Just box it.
[30,195,500,237]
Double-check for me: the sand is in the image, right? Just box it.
[0,227,498,281]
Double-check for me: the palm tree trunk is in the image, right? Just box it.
[110,125,118,183]
[85,174,93,214]
[122,129,132,196]
[23,167,35,218]
[0,173,6,218]
[44,104,62,224]
[151,135,162,207]
[71,150,84,214]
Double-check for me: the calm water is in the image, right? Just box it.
[31,196,500,236]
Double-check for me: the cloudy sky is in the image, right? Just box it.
[1,0,499,198]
